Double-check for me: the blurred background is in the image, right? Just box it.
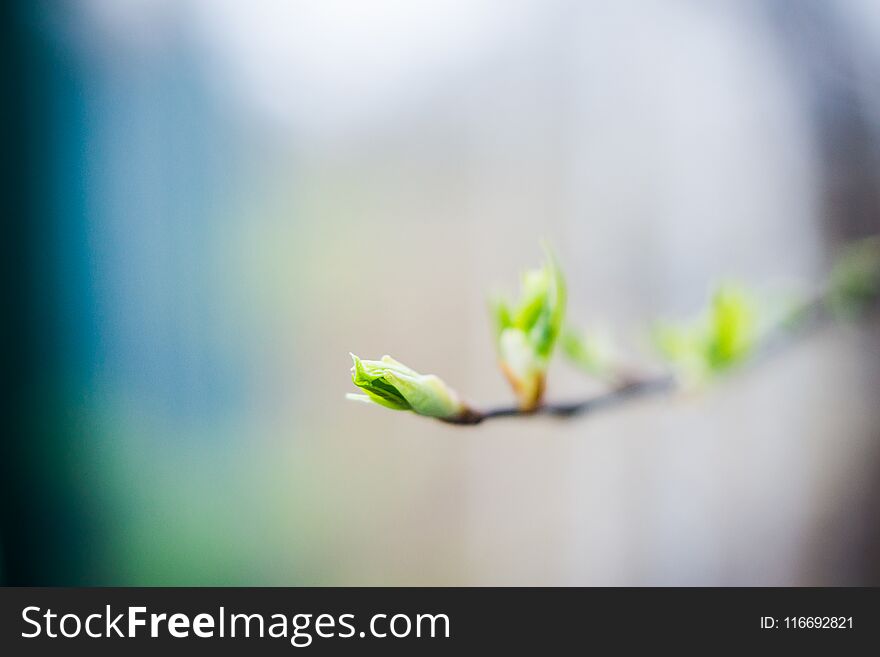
[3,0,880,585]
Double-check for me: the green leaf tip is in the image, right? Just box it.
[348,354,466,419]
[492,246,567,410]
[705,284,757,370]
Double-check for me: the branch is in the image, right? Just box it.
[350,236,880,426]
[441,375,676,425]
[442,287,871,427]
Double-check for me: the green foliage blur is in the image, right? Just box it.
[653,284,759,383]
[829,236,880,318]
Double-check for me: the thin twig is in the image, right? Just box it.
[441,287,872,427]
[441,375,675,425]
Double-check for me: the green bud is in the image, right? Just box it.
[705,284,757,370]
[492,247,566,409]
[347,354,466,419]
[653,283,758,383]
[497,328,545,411]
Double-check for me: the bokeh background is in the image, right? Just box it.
[4,0,880,585]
